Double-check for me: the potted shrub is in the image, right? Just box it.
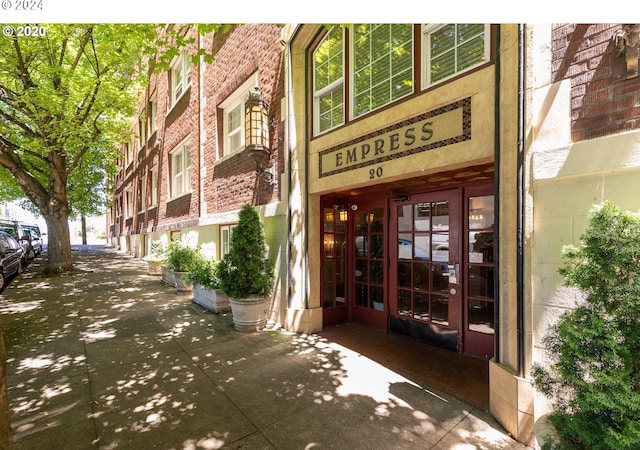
[184,254,230,313]
[166,238,199,294]
[532,202,640,450]
[143,241,167,276]
[215,204,274,331]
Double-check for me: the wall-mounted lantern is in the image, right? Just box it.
[245,87,275,185]
[614,24,640,80]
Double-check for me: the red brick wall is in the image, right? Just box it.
[552,24,640,142]
[110,24,285,239]
[202,24,285,212]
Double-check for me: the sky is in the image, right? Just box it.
[0,1,628,24]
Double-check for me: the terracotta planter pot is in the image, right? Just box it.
[229,295,269,332]
[192,284,230,313]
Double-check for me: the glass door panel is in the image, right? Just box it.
[322,205,348,326]
[464,190,495,359]
[352,203,386,328]
[391,189,461,345]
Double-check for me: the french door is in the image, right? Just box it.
[321,199,387,328]
[389,189,462,350]
[321,183,495,359]
[352,200,387,329]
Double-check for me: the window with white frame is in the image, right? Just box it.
[126,190,134,218]
[125,140,134,166]
[423,24,490,87]
[220,224,237,258]
[150,167,158,206]
[171,51,191,106]
[314,26,344,134]
[219,76,257,157]
[311,24,413,134]
[138,176,146,211]
[170,139,191,198]
[352,24,413,118]
[311,24,490,136]
[149,95,157,135]
[139,115,146,148]
[226,103,243,154]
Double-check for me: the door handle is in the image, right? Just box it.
[448,261,459,284]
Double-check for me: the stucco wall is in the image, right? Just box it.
[528,23,640,422]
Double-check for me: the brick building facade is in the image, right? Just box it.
[107,23,640,447]
[108,24,286,255]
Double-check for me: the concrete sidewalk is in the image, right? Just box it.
[1,246,530,449]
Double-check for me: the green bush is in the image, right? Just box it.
[144,241,167,262]
[532,201,640,450]
[215,204,274,298]
[166,238,199,273]
[184,255,220,290]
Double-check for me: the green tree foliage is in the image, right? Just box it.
[215,204,274,298]
[533,202,640,450]
[0,24,227,273]
[0,24,158,272]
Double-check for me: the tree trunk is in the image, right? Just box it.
[43,206,73,274]
[0,326,13,450]
[81,216,87,245]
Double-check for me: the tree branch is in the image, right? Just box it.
[0,138,48,209]
[11,35,35,90]
[0,107,42,141]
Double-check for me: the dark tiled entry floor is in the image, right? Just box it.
[319,323,489,411]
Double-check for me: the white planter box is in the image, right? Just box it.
[192,284,230,313]
[162,266,176,287]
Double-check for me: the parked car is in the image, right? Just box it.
[21,223,44,256]
[0,230,24,292]
[0,220,35,262]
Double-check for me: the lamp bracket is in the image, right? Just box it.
[257,163,276,186]
[614,24,640,80]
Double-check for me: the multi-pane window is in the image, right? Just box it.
[149,95,157,135]
[220,224,236,258]
[311,24,490,136]
[352,24,413,118]
[150,167,158,206]
[219,77,256,157]
[226,103,243,154]
[126,190,134,218]
[138,176,146,212]
[424,24,489,86]
[171,51,191,105]
[170,139,191,198]
[125,141,134,166]
[314,26,344,134]
[312,24,413,134]
[139,115,146,148]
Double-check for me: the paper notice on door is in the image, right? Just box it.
[469,252,483,263]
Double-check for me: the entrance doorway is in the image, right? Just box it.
[389,189,461,351]
[321,182,495,359]
[321,199,387,329]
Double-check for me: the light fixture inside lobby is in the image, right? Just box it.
[332,204,348,222]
